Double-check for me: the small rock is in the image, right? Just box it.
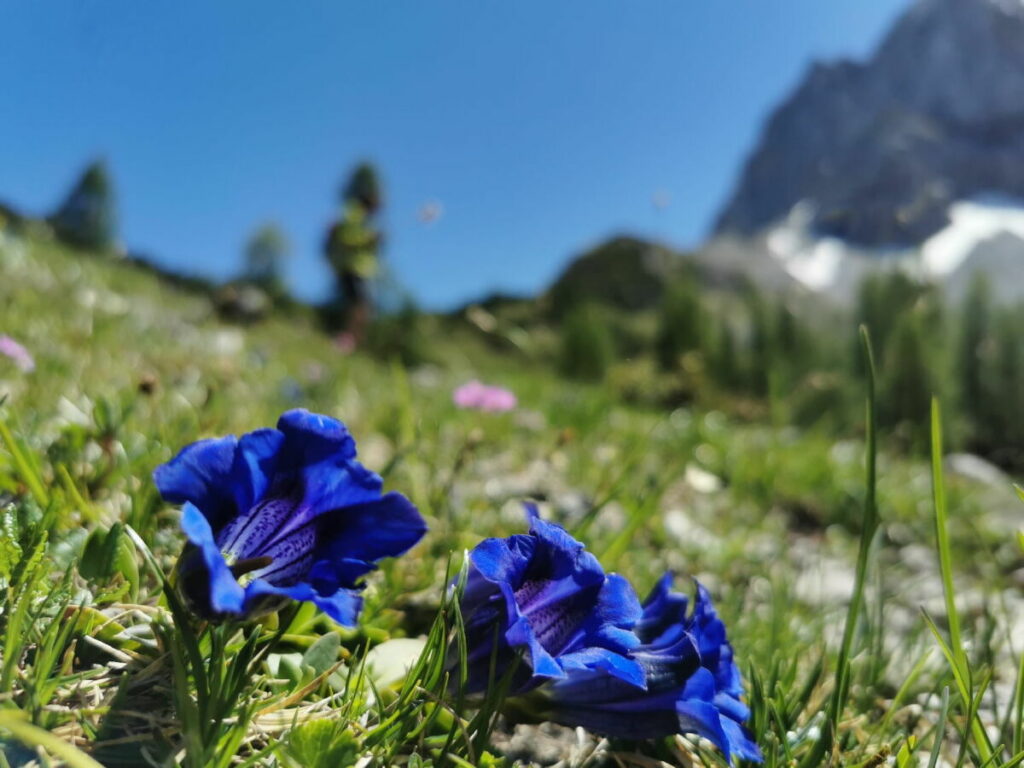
[685,463,723,494]
[491,722,582,766]
[213,284,271,323]
[944,453,1010,487]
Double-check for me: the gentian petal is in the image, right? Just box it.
[217,495,303,564]
[540,702,680,739]
[154,437,239,531]
[243,579,363,626]
[676,698,733,762]
[470,535,536,585]
[714,692,751,723]
[229,428,284,513]
[715,643,745,696]
[636,571,690,644]
[301,457,383,515]
[307,558,377,593]
[276,409,357,466]
[681,665,717,702]
[527,517,604,587]
[519,635,566,679]
[721,717,763,763]
[317,492,428,567]
[179,503,245,614]
[559,646,646,687]
[577,573,642,651]
[248,524,317,584]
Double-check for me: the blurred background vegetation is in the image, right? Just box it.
[9,154,1024,474]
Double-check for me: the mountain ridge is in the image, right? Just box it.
[715,0,1024,247]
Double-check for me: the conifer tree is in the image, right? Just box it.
[852,271,925,373]
[324,162,384,339]
[654,276,703,370]
[957,272,992,446]
[981,304,1024,466]
[879,312,933,448]
[243,223,290,298]
[559,303,615,381]
[773,299,813,387]
[51,160,117,251]
[342,162,383,214]
[745,286,772,396]
[709,317,740,390]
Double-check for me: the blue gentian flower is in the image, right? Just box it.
[538,573,761,763]
[457,506,645,695]
[154,409,427,625]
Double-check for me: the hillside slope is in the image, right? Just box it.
[1,227,1022,767]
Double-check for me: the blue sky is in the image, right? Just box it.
[2,1,908,309]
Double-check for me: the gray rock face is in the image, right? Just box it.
[715,0,1024,246]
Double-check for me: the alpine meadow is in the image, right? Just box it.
[2,1,1024,766]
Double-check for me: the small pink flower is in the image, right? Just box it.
[478,387,517,412]
[453,380,517,412]
[0,335,34,373]
[453,380,487,408]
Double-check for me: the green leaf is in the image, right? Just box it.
[301,631,341,677]
[284,719,359,768]
[79,526,113,580]
[364,637,428,688]
[1014,483,1024,505]
[266,652,305,687]
[112,524,140,601]
[896,736,917,768]
[79,524,140,600]
[0,504,21,581]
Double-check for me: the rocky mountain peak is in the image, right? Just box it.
[714,0,1024,246]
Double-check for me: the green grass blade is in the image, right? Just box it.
[1012,646,1024,757]
[929,399,994,764]
[829,326,879,730]
[926,687,950,768]
[930,400,964,670]
[0,418,48,506]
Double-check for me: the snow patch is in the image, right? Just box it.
[990,0,1024,17]
[920,198,1024,276]
[765,196,1024,297]
[766,202,847,290]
